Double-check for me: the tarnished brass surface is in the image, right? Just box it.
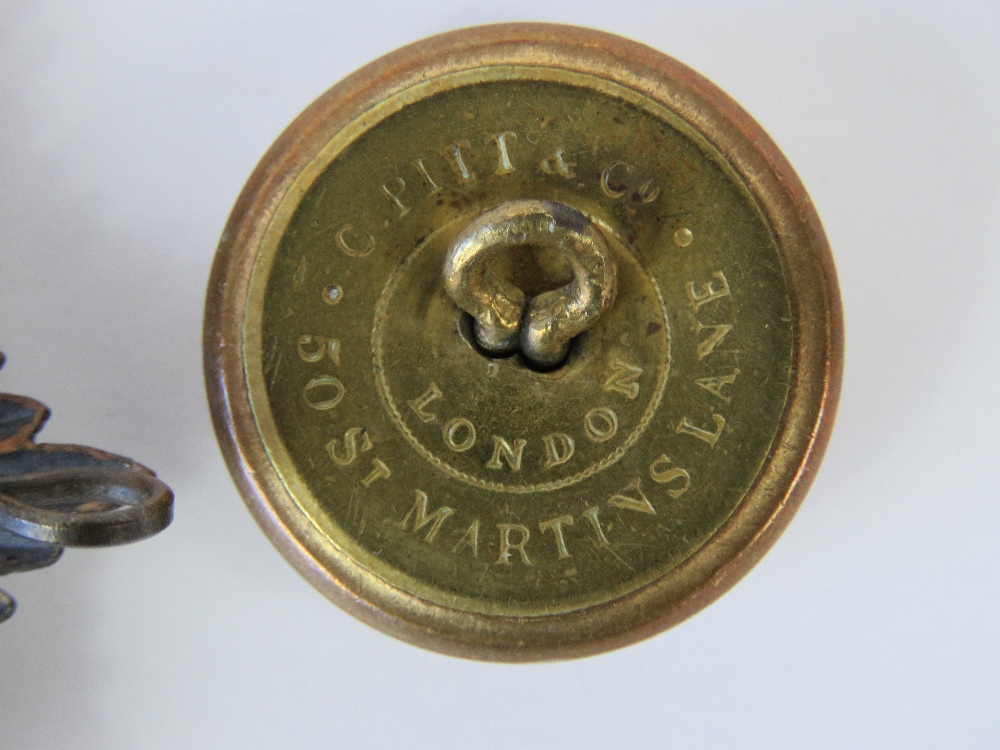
[205,23,842,660]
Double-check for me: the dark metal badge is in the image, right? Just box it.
[0,352,173,622]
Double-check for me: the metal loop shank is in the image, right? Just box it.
[443,199,617,368]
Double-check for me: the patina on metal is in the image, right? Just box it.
[205,23,843,660]
[0,352,173,622]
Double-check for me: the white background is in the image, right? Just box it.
[1,2,998,748]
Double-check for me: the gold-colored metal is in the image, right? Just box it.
[204,23,843,661]
[444,199,617,368]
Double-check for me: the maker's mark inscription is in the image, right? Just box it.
[250,73,798,620]
[372,216,671,494]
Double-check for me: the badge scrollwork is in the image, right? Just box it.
[0,352,173,623]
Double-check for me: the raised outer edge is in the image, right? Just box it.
[204,22,844,661]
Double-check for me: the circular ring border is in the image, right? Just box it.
[371,217,671,494]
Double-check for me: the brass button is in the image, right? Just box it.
[204,23,843,660]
